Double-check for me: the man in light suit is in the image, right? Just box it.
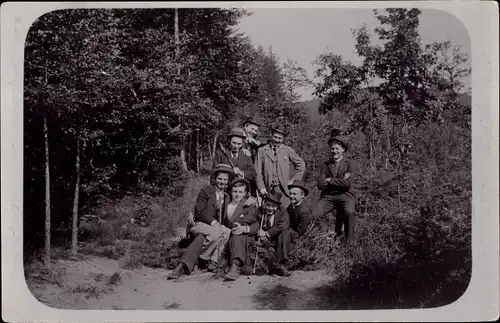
[312,134,357,244]
[255,125,306,209]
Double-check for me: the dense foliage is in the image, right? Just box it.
[24,8,471,309]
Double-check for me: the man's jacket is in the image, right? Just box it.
[255,144,306,196]
[213,147,256,183]
[222,197,259,230]
[317,157,356,199]
[249,207,289,239]
[287,201,313,236]
[193,184,230,225]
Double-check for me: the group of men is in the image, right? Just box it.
[167,117,356,281]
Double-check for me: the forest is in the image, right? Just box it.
[24,8,471,308]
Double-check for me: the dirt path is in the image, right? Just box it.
[26,256,333,310]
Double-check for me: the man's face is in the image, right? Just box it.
[264,201,279,215]
[229,136,243,152]
[330,142,345,160]
[244,123,259,138]
[271,132,284,146]
[215,172,229,190]
[231,185,247,202]
[289,187,305,205]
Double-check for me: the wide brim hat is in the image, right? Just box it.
[226,127,246,140]
[328,136,349,152]
[271,125,287,137]
[288,180,309,196]
[264,191,283,205]
[229,177,250,191]
[211,164,235,179]
[242,117,261,127]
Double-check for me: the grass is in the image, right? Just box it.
[68,271,123,300]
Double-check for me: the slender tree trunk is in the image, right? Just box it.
[44,116,51,270]
[71,135,84,256]
[196,129,200,175]
[384,116,391,170]
[175,8,188,172]
[212,131,219,160]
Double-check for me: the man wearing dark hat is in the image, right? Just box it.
[255,125,306,209]
[312,133,357,244]
[241,117,264,162]
[213,127,257,197]
[167,164,234,279]
[252,191,292,276]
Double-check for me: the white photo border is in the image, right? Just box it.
[2,1,498,322]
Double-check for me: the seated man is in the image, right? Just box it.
[252,191,291,276]
[221,178,259,281]
[312,133,356,244]
[167,164,234,280]
[280,180,312,272]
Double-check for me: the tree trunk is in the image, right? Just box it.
[196,129,200,175]
[212,131,219,160]
[44,116,51,270]
[180,146,188,172]
[71,135,84,256]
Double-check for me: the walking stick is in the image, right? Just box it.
[253,193,265,274]
[217,197,223,269]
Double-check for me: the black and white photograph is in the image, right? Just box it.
[1,1,499,322]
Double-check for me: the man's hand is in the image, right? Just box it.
[233,167,244,178]
[231,223,247,235]
[260,188,268,196]
[242,148,252,157]
[243,196,256,206]
[257,229,266,238]
[210,220,218,227]
[325,177,332,183]
[344,172,351,180]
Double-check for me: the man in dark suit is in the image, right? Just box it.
[312,134,357,244]
[213,127,257,197]
[279,180,313,272]
[252,191,292,276]
[167,164,234,280]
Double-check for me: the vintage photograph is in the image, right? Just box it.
[21,6,473,311]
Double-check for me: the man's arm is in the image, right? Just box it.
[193,188,212,225]
[255,147,266,191]
[327,160,355,190]
[241,154,256,182]
[288,147,306,182]
[266,210,290,238]
[317,163,331,191]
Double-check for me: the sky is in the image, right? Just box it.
[236,8,471,101]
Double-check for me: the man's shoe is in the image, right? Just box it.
[207,260,217,272]
[167,263,186,280]
[224,262,240,281]
[274,265,291,277]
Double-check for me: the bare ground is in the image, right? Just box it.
[25,255,333,310]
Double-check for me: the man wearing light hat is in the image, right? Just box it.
[255,125,306,209]
[312,131,357,244]
[213,127,257,197]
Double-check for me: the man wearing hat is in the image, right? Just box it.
[213,127,257,197]
[241,117,265,163]
[280,180,313,267]
[312,132,357,244]
[251,191,292,276]
[255,125,306,209]
[167,164,234,279]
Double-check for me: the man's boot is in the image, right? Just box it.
[274,264,291,277]
[167,263,186,280]
[224,260,240,281]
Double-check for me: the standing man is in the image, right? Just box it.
[213,127,257,196]
[255,125,306,209]
[312,133,356,244]
[241,117,264,163]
